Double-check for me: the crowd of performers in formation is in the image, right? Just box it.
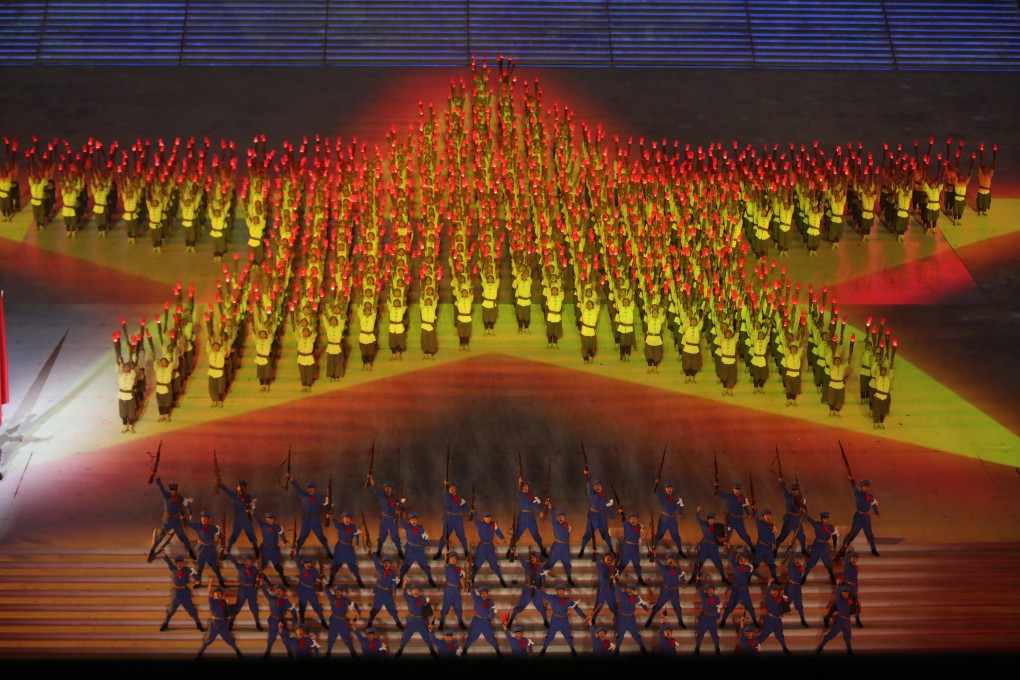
[2,58,1000,429]
[147,453,880,659]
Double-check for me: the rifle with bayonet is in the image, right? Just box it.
[609,481,625,564]
[147,440,162,484]
[289,520,297,559]
[748,474,756,515]
[278,445,292,490]
[713,451,719,494]
[542,460,552,519]
[324,473,333,527]
[646,509,656,561]
[838,440,855,483]
[219,511,228,559]
[364,439,375,488]
[652,444,667,493]
[360,511,373,555]
[396,448,404,514]
[468,482,476,522]
[505,513,519,561]
[212,449,221,495]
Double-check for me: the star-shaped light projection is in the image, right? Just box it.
[1,62,1020,558]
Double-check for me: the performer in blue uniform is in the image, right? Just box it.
[435,480,470,559]
[693,507,730,584]
[294,555,328,629]
[226,553,263,631]
[716,481,753,549]
[719,549,759,628]
[256,511,290,586]
[186,510,224,588]
[752,508,778,580]
[324,584,360,658]
[617,510,647,585]
[542,505,576,586]
[219,479,258,557]
[152,478,195,560]
[261,582,297,658]
[290,479,332,558]
[759,578,792,653]
[507,550,550,628]
[803,510,839,585]
[471,511,508,586]
[577,473,614,559]
[817,583,856,654]
[197,582,243,658]
[327,511,364,587]
[644,553,688,629]
[438,553,468,631]
[537,582,587,656]
[367,475,404,558]
[365,554,403,629]
[398,511,436,587]
[513,477,548,557]
[837,478,880,558]
[775,478,808,557]
[158,554,204,632]
[503,622,534,657]
[394,583,438,657]
[613,581,649,654]
[462,586,501,656]
[693,582,722,656]
[355,626,389,657]
[652,480,687,558]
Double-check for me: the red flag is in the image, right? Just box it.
[0,291,8,426]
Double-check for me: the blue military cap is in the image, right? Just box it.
[553,508,565,516]
[307,482,317,488]
[244,553,255,561]
[265,512,275,518]
[701,582,716,590]
[512,626,524,633]
[706,512,716,519]
[860,479,871,486]
[733,483,742,489]
[213,585,224,593]
[408,582,421,589]
[478,585,490,592]
[333,584,346,591]
[174,555,186,562]
[628,511,639,518]
[626,582,638,589]
[662,623,673,631]
[820,511,831,519]
[200,510,209,517]
[743,623,758,633]
[168,483,178,490]
[596,627,607,634]
[383,480,394,487]
[663,480,675,487]
[365,627,377,634]
[448,481,459,488]
[408,512,419,519]
[592,480,603,486]
[341,511,352,518]
[443,630,455,636]
[790,483,800,490]
[482,510,492,517]
[838,583,853,593]
[381,555,393,563]
[761,508,772,516]
[555,582,567,589]
[768,580,783,590]
[846,550,859,560]
[238,479,247,487]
